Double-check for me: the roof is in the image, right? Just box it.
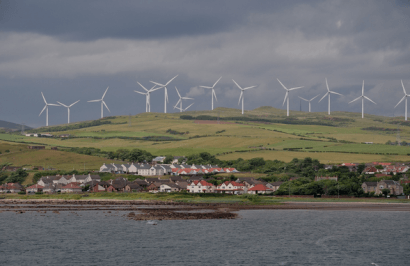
[62,183,82,189]
[192,180,214,187]
[27,184,44,189]
[127,183,141,189]
[248,184,272,191]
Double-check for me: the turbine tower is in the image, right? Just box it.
[174,103,194,112]
[298,94,320,112]
[87,87,110,118]
[174,87,194,113]
[395,80,410,121]
[233,80,257,115]
[39,92,60,127]
[135,83,159,112]
[57,100,80,124]
[318,78,343,115]
[199,77,222,110]
[150,75,178,113]
[277,79,303,116]
[348,81,376,118]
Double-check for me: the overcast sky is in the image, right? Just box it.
[0,0,410,127]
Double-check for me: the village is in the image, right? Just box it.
[1,156,409,198]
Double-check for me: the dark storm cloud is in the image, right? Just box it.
[0,0,409,127]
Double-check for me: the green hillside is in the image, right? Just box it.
[1,107,410,164]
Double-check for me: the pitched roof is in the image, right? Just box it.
[27,184,44,189]
[248,184,272,191]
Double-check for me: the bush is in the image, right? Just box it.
[18,191,26,195]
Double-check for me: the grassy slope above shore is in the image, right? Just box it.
[0,107,409,166]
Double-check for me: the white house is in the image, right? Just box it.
[187,180,216,193]
[159,183,181,192]
[26,184,44,193]
[216,181,246,194]
[61,183,82,193]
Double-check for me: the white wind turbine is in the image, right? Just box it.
[233,80,257,115]
[318,78,343,115]
[39,92,60,127]
[87,87,110,118]
[57,100,80,124]
[395,80,410,121]
[174,103,194,112]
[174,87,194,113]
[135,83,160,112]
[298,94,320,112]
[277,79,303,116]
[150,75,178,113]
[199,77,221,110]
[348,80,376,118]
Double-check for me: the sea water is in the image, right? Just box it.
[0,210,409,265]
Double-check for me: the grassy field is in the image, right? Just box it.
[0,107,408,165]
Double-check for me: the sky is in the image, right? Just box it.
[0,0,410,128]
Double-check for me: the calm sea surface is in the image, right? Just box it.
[0,210,409,265]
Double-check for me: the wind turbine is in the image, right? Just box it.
[150,75,178,113]
[174,87,194,113]
[277,79,303,116]
[395,80,410,121]
[318,78,343,115]
[174,103,194,112]
[87,87,110,118]
[348,80,376,118]
[298,94,320,112]
[57,100,80,124]
[39,92,60,127]
[199,77,221,110]
[233,80,257,115]
[135,83,160,112]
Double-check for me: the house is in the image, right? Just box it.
[375,180,403,195]
[145,177,160,183]
[247,184,273,194]
[53,175,70,186]
[172,156,185,164]
[138,164,152,176]
[112,164,125,174]
[216,181,246,194]
[363,166,378,175]
[0,183,23,193]
[382,165,409,175]
[187,180,216,193]
[169,176,184,183]
[160,183,182,192]
[362,182,377,193]
[223,168,239,173]
[37,175,60,186]
[161,164,173,175]
[122,163,138,174]
[61,183,82,193]
[28,146,45,150]
[133,179,149,187]
[152,156,166,163]
[315,176,338,182]
[26,184,44,194]
[268,181,284,192]
[42,184,55,193]
[99,163,116,173]
[125,183,143,192]
[149,165,166,175]
[147,183,160,193]
[175,181,188,191]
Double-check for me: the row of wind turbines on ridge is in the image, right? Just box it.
[39,77,410,126]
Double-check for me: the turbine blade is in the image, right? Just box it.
[134,90,146,95]
[348,96,362,104]
[362,80,364,96]
[102,87,109,99]
[238,91,243,105]
[212,77,222,88]
[57,101,68,108]
[165,75,178,86]
[282,91,288,106]
[277,79,287,90]
[330,91,343,96]
[174,99,181,108]
[103,101,111,112]
[310,94,321,101]
[150,81,165,87]
[88,99,101,102]
[47,103,60,106]
[232,79,243,90]
[298,96,308,102]
[175,87,181,98]
[325,78,330,92]
[318,93,328,103]
[184,103,194,111]
[39,105,47,116]
[289,86,304,91]
[395,95,406,108]
[402,80,407,95]
[199,86,212,89]
[213,90,218,102]
[137,82,149,92]
[243,86,256,90]
[149,86,162,92]
[69,100,80,107]
[182,97,194,100]
[41,92,47,104]
[364,96,376,104]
